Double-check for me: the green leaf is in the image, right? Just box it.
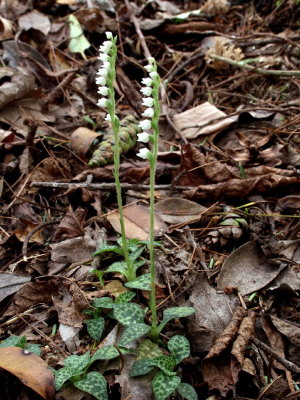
[113,303,145,326]
[152,371,181,400]
[0,335,26,348]
[167,335,190,364]
[125,273,151,291]
[105,261,129,278]
[132,259,146,273]
[177,383,198,400]
[90,345,120,363]
[68,15,91,59]
[151,356,176,376]
[93,245,123,257]
[162,307,195,323]
[136,339,163,360]
[129,359,155,377]
[73,372,108,400]
[54,367,75,390]
[93,297,114,309]
[118,323,150,346]
[129,246,145,262]
[114,291,136,304]
[86,317,105,341]
[64,351,90,374]
[26,343,41,356]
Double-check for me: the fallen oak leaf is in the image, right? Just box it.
[0,346,55,400]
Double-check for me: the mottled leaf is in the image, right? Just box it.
[73,372,108,400]
[105,261,129,278]
[93,245,123,257]
[118,323,150,346]
[168,335,190,364]
[90,345,120,363]
[152,356,176,376]
[115,291,136,304]
[54,367,74,390]
[129,359,155,377]
[86,317,105,341]
[93,297,114,309]
[125,273,151,291]
[113,303,145,326]
[137,340,163,361]
[152,371,181,400]
[63,351,90,374]
[177,383,198,400]
[0,335,26,348]
[26,343,41,356]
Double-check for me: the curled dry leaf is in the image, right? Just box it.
[231,310,256,367]
[205,306,248,359]
[155,197,206,224]
[0,273,31,302]
[70,127,101,159]
[0,347,55,400]
[107,204,167,240]
[53,206,86,241]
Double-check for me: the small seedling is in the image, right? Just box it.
[0,335,41,356]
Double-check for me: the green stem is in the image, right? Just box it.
[109,42,134,281]
[149,73,160,338]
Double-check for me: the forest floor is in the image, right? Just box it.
[0,0,300,399]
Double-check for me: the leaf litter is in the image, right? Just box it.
[0,0,300,399]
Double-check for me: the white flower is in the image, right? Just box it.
[145,64,155,73]
[142,108,154,118]
[149,71,158,79]
[142,77,153,86]
[100,41,112,54]
[96,76,107,86]
[147,56,155,64]
[105,114,111,121]
[105,31,113,39]
[137,147,151,159]
[97,86,109,96]
[97,67,109,77]
[140,87,152,96]
[97,98,108,107]
[139,119,151,130]
[99,53,110,62]
[137,132,150,143]
[142,97,154,107]
[102,61,110,70]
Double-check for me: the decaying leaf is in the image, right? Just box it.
[187,272,238,352]
[0,347,55,400]
[205,306,247,359]
[18,10,51,36]
[107,204,167,240]
[172,102,236,139]
[155,197,206,224]
[217,241,285,296]
[231,310,256,367]
[0,273,31,302]
[53,206,86,241]
[68,14,91,59]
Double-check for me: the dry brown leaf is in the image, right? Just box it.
[155,197,206,224]
[103,280,129,298]
[107,204,167,240]
[172,102,236,139]
[187,272,238,352]
[201,0,230,14]
[70,127,100,159]
[18,10,51,36]
[261,314,286,370]
[0,273,31,302]
[185,174,298,200]
[205,306,248,359]
[14,222,44,244]
[202,354,236,396]
[0,347,55,400]
[0,16,14,40]
[231,310,256,367]
[217,241,285,296]
[53,206,86,241]
[270,315,300,348]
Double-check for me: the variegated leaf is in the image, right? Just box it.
[152,371,181,400]
[73,372,108,400]
[167,335,190,364]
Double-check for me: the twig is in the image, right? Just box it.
[31,181,195,191]
[251,336,300,375]
[208,54,300,77]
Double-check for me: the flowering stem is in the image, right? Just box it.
[105,37,134,281]
[148,72,160,338]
